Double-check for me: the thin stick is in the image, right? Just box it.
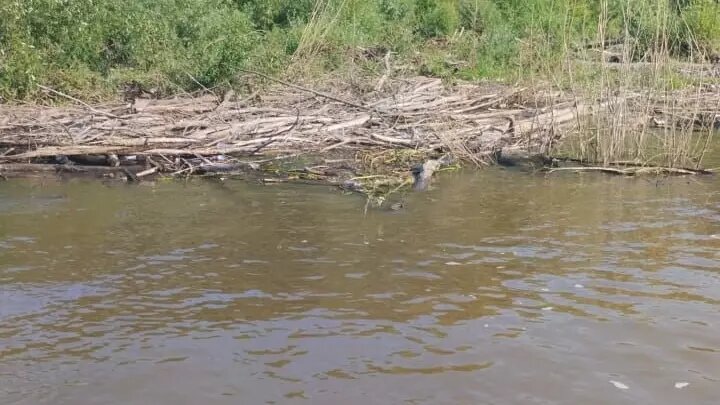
[121,167,139,182]
[547,166,632,175]
[185,72,220,105]
[321,138,355,152]
[238,69,371,111]
[546,166,708,175]
[171,167,192,176]
[136,167,159,178]
[37,84,120,119]
[375,51,392,92]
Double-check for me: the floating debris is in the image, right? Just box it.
[609,380,630,390]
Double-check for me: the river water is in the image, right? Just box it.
[1,168,719,404]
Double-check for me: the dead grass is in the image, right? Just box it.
[549,0,720,169]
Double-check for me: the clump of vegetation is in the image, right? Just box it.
[682,0,720,57]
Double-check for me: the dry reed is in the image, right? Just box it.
[554,0,719,169]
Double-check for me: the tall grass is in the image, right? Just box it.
[552,0,719,168]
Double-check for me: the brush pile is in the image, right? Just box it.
[0,77,588,175]
[2,75,715,183]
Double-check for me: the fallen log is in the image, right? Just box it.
[195,162,260,174]
[0,163,146,175]
[0,146,127,160]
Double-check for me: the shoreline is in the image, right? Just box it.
[1,75,717,203]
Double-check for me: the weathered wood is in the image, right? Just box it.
[546,166,711,176]
[0,163,145,175]
[0,146,127,160]
[1,76,647,177]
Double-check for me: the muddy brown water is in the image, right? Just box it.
[1,168,719,404]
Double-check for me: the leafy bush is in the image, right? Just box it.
[0,0,716,101]
[415,0,459,38]
[236,0,315,29]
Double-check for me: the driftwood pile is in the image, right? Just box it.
[0,76,589,178]
[2,74,715,184]
[649,86,720,130]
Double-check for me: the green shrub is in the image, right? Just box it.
[0,0,716,101]
[415,0,459,38]
[236,0,315,29]
[185,9,258,86]
[0,37,45,100]
[459,0,497,34]
[379,0,414,21]
[682,0,720,56]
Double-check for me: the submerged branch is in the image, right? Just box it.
[546,166,711,176]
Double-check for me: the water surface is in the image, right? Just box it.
[1,169,719,404]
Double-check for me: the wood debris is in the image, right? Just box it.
[0,77,587,173]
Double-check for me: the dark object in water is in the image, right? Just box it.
[496,149,555,169]
[58,154,118,166]
[121,167,139,182]
[411,156,451,191]
[410,164,428,191]
[54,155,72,165]
[107,153,120,167]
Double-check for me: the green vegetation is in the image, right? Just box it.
[1,0,719,100]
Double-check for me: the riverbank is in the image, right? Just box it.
[0,76,560,188]
[1,72,718,209]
